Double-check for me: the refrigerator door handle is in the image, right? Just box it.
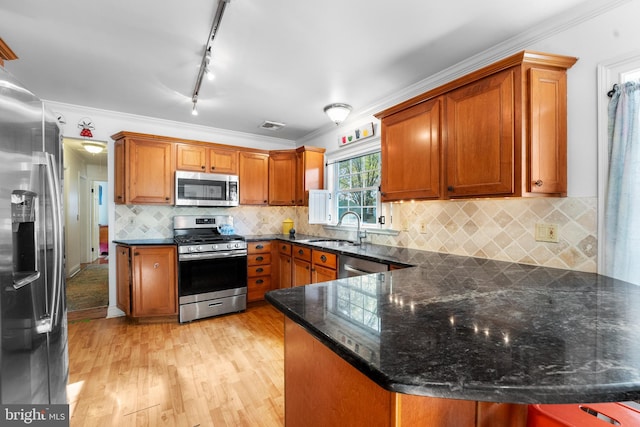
[36,152,64,334]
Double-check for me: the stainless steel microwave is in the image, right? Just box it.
[175,171,239,207]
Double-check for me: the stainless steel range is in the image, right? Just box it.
[173,215,247,323]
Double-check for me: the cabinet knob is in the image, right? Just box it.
[117,195,123,199]
[320,255,327,262]
[165,197,170,201]
[298,249,304,255]
[211,166,216,170]
[256,244,264,249]
[256,279,264,284]
[153,263,160,269]
[534,179,543,187]
[256,256,264,261]
[282,245,287,250]
[447,186,454,192]
[201,165,205,170]
[256,268,264,273]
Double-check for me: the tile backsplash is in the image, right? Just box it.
[116,196,597,273]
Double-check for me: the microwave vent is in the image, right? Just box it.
[259,120,286,131]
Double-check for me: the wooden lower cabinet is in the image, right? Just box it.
[292,245,312,287]
[285,318,527,427]
[311,250,337,283]
[247,241,272,302]
[116,244,177,318]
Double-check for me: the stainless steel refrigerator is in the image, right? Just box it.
[0,66,68,404]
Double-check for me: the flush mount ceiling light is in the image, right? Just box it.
[82,141,107,154]
[191,0,230,116]
[324,103,352,125]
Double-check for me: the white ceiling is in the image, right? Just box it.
[1,0,605,143]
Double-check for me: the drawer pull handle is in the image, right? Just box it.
[256,279,264,284]
[256,244,264,249]
[320,255,327,262]
[256,268,264,273]
[256,256,264,261]
[209,302,223,307]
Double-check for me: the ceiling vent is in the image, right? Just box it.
[259,120,286,131]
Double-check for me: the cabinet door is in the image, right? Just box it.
[115,245,131,316]
[176,144,207,172]
[381,98,441,201]
[127,138,174,204]
[528,67,567,195]
[269,152,296,205]
[444,68,515,197]
[279,253,292,288]
[209,148,238,174]
[131,246,177,317]
[293,258,311,287]
[295,148,325,206]
[114,138,126,204]
[312,264,337,284]
[239,152,269,205]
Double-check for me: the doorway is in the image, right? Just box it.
[62,137,109,320]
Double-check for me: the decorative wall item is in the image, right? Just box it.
[338,122,374,147]
[78,117,95,138]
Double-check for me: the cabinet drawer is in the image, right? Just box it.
[248,241,272,254]
[248,264,272,277]
[312,250,337,270]
[248,253,271,266]
[279,242,292,256]
[293,245,311,261]
[247,276,272,302]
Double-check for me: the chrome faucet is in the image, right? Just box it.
[337,211,366,245]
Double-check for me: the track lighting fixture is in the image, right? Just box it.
[190,0,230,115]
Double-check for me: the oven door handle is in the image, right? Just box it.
[179,250,247,261]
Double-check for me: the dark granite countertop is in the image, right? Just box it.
[112,238,176,246]
[265,250,640,404]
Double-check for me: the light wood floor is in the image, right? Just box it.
[67,303,285,427]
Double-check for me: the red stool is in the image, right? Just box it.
[528,402,640,426]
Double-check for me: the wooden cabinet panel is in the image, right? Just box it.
[278,243,293,288]
[293,257,311,287]
[312,264,337,283]
[527,67,567,196]
[209,147,238,174]
[269,152,297,205]
[311,250,337,270]
[176,143,207,171]
[115,245,131,316]
[295,147,325,206]
[311,250,337,283]
[177,143,238,174]
[444,68,515,197]
[292,245,311,262]
[247,240,272,302]
[381,98,441,201]
[239,152,269,205]
[113,134,175,205]
[130,245,177,317]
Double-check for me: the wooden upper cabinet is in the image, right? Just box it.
[113,132,174,205]
[380,98,441,202]
[239,151,269,205]
[527,67,567,195]
[269,151,297,205]
[375,50,577,200]
[176,143,238,174]
[295,146,325,206]
[444,68,515,198]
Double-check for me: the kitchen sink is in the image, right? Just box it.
[295,238,359,247]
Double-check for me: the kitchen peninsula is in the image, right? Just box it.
[265,249,640,426]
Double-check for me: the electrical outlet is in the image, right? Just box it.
[419,223,428,234]
[262,217,269,225]
[535,223,559,243]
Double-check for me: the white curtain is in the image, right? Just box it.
[605,82,640,284]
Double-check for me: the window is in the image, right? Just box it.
[335,151,381,227]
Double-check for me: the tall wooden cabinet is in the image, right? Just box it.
[269,151,297,205]
[116,244,178,318]
[278,243,293,288]
[295,146,325,206]
[239,151,269,205]
[113,132,175,205]
[375,50,577,201]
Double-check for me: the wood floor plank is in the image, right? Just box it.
[67,303,285,426]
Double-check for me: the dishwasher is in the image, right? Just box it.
[338,255,389,278]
